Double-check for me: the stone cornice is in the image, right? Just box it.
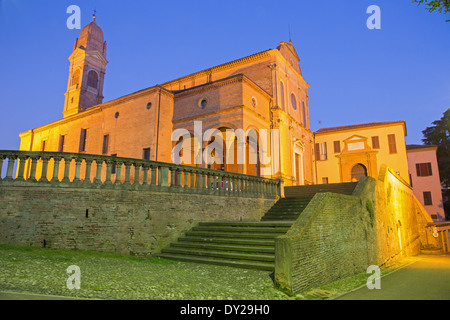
[173,73,272,100]
[162,49,274,89]
[20,86,174,135]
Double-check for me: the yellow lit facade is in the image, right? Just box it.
[313,121,410,184]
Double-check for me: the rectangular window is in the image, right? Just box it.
[41,140,47,152]
[388,134,397,154]
[58,135,65,153]
[372,136,380,149]
[423,191,433,206]
[416,163,433,177]
[320,142,327,160]
[315,143,320,161]
[142,148,151,161]
[102,135,109,155]
[322,177,329,184]
[333,141,341,153]
[79,128,88,152]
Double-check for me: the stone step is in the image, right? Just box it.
[184,231,282,239]
[178,236,275,246]
[155,253,274,271]
[161,247,275,262]
[198,221,293,227]
[192,226,290,233]
[171,242,275,254]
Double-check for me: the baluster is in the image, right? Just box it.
[170,167,176,187]
[4,155,17,181]
[94,159,103,184]
[184,170,190,189]
[84,159,93,183]
[105,159,113,185]
[114,160,123,185]
[0,155,5,181]
[16,156,27,181]
[142,164,149,186]
[51,156,62,182]
[195,170,201,189]
[133,163,140,185]
[29,156,39,181]
[40,156,50,182]
[73,157,82,182]
[123,161,131,185]
[177,169,182,187]
[159,166,169,187]
[61,156,72,182]
[150,166,157,186]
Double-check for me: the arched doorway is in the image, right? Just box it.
[351,163,367,181]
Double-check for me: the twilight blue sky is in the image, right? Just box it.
[0,0,449,150]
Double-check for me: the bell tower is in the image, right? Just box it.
[63,14,108,118]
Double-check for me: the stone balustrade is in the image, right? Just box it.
[0,150,281,198]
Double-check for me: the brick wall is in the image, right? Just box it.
[0,185,275,256]
[275,165,431,294]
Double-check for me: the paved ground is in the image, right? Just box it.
[337,254,450,300]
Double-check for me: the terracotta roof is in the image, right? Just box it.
[315,121,407,135]
[406,144,438,150]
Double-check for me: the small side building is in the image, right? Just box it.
[313,121,409,184]
[406,144,445,221]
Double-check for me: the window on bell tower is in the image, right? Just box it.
[87,70,99,89]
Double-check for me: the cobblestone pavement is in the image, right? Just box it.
[0,245,289,300]
[0,245,413,300]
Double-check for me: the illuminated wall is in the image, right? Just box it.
[314,122,409,184]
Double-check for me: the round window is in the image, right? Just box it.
[114,112,120,119]
[146,102,152,110]
[199,98,208,109]
[291,93,297,110]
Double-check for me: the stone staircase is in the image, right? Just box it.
[155,182,358,270]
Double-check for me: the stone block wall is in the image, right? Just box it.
[275,165,432,294]
[0,185,275,256]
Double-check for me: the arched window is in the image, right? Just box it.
[291,93,297,110]
[351,164,368,181]
[72,69,80,87]
[87,70,99,89]
[279,81,285,110]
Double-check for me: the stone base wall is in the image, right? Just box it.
[0,185,275,256]
[275,165,432,295]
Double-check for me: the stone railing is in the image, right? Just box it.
[0,150,281,198]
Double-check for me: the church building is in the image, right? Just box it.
[19,16,315,186]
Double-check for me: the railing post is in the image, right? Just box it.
[133,163,140,185]
[105,159,113,185]
[73,157,82,182]
[40,156,50,182]
[51,156,62,182]
[276,178,285,198]
[123,161,131,185]
[114,160,122,185]
[16,156,27,181]
[29,156,39,182]
[61,156,72,183]
[94,159,103,184]
[150,166,157,186]
[84,159,93,183]
[4,155,17,181]
[142,164,149,186]
[0,155,5,181]
[159,166,169,187]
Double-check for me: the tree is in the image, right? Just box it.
[413,0,450,21]
[422,108,450,219]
